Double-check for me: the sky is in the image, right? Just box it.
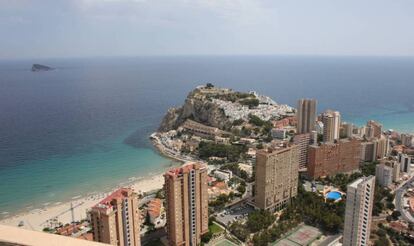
[1,0,414,59]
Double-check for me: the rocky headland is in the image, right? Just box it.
[158,84,294,132]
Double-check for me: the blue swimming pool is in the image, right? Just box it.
[326,191,342,200]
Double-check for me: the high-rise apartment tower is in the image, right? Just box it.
[343,176,375,246]
[255,144,299,211]
[164,162,209,246]
[296,99,317,134]
[89,188,141,246]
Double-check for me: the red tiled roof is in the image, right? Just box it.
[214,182,227,190]
[165,162,204,177]
[147,198,162,218]
[93,188,131,210]
[148,208,160,218]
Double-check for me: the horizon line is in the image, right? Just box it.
[2,53,414,61]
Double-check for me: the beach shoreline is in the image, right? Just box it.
[0,132,189,232]
[0,172,167,231]
[150,132,197,163]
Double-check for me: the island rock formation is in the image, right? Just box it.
[31,64,53,72]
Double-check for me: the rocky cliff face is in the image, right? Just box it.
[158,89,230,132]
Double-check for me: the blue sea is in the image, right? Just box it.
[0,55,414,217]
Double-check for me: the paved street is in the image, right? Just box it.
[395,175,414,223]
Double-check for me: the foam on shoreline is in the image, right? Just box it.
[0,172,168,231]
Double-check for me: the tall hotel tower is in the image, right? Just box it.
[89,188,141,246]
[255,144,299,211]
[164,162,209,246]
[343,176,375,246]
[322,110,341,143]
[296,99,317,134]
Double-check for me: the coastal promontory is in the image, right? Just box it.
[158,84,294,132]
[152,83,295,163]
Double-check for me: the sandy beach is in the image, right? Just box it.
[0,133,186,233]
[0,173,165,231]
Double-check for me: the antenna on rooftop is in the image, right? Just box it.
[70,202,77,235]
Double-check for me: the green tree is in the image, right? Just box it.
[247,210,275,233]
[361,162,377,176]
[374,237,390,246]
[237,184,246,195]
[155,189,164,199]
[249,114,265,127]
[198,141,246,162]
[252,231,270,246]
[201,231,213,243]
[229,222,249,242]
[232,119,244,126]
[240,98,259,108]
[391,210,401,220]
[386,202,395,210]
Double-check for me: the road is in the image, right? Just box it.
[395,175,414,223]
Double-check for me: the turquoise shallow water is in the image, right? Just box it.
[345,103,414,133]
[0,131,177,217]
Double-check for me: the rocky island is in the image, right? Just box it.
[152,84,295,162]
[31,64,54,72]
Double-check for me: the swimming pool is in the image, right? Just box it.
[326,191,342,200]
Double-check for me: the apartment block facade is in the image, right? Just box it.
[164,162,208,246]
[89,188,141,246]
[255,145,299,211]
[366,120,382,139]
[307,138,361,179]
[293,133,311,170]
[375,164,392,187]
[399,153,412,173]
[296,99,317,134]
[322,110,341,143]
[343,176,375,246]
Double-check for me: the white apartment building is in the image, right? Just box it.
[343,176,375,246]
[375,164,392,187]
[398,153,412,173]
[213,169,233,182]
[401,133,413,147]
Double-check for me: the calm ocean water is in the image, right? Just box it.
[0,55,414,217]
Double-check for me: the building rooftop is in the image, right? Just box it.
[147,198,162,218]
[256,143,295,156]
[348,176,374,189]
[213,181,227,190]
[165,162,206,177]
[92,188,132,212]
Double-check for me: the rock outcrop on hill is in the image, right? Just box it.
[158,85,294,132]
[158,88,230,131]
